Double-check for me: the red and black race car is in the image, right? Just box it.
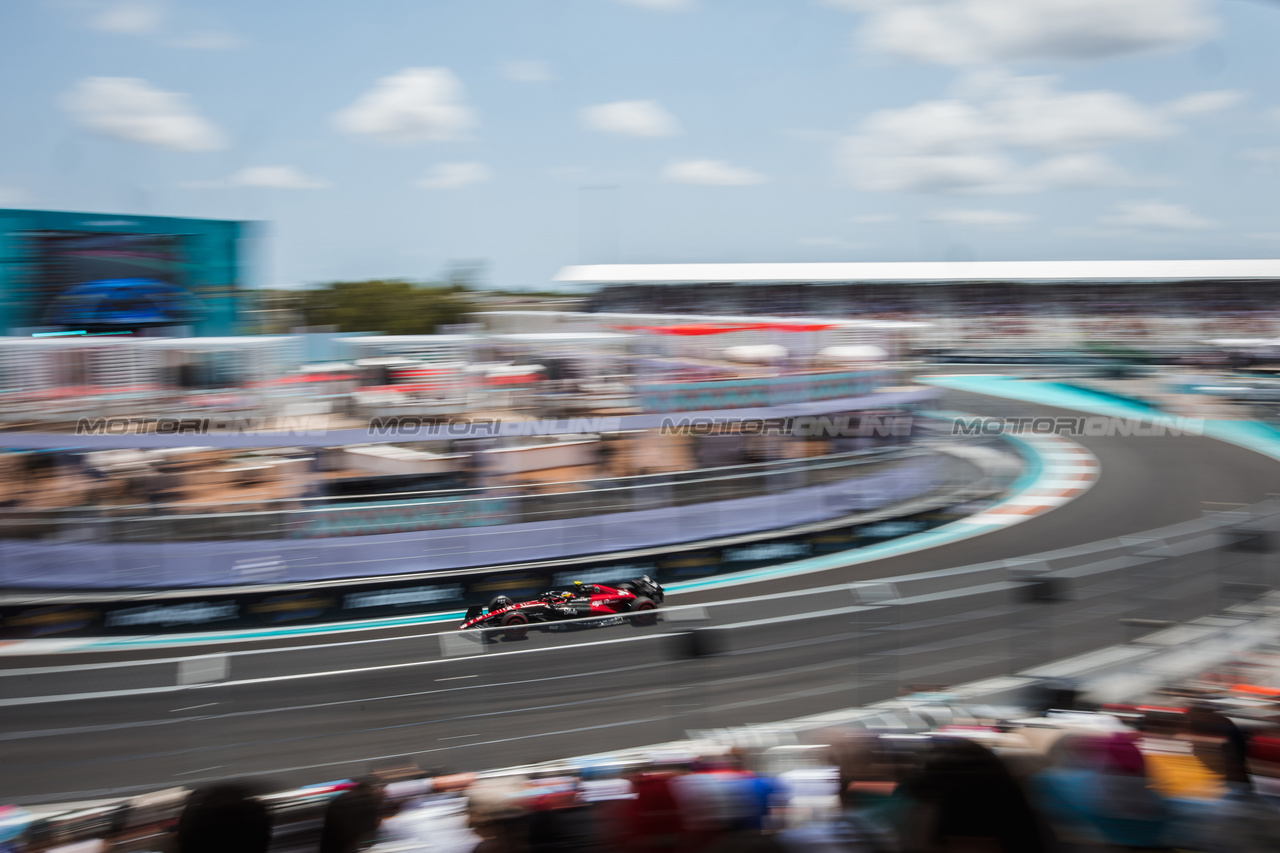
[459,576,665,640]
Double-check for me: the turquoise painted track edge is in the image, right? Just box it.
[920,374,1280,462]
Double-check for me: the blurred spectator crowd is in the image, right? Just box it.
[589,281,1280,324]
[587,282,1280,349]
[11,695,1280,853]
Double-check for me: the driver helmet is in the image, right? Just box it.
[562,592,574,600]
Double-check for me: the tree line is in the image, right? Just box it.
[256,279,476,335]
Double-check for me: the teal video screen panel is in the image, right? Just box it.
[0,209,251,336]
[25,230,197,330]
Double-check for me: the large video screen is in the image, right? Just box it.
[24,230,202,330]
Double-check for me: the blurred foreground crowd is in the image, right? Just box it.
[11,698,1280,853]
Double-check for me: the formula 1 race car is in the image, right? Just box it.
[459,576,665,640]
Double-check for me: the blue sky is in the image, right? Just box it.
[2,0,1280,289]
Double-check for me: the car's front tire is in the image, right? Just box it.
[500,611,529,640]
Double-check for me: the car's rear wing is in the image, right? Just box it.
[624,575,665,604]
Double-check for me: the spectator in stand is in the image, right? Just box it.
[1031,730,1169,849]
[524,776,598,853]
[175,783,271,853]
[778,734,901,853]
[466,776,533,853]
[1139,709,1227,802]
[611,763,686,853]
[1187,701,1250,783]
[668,751,760,850]
[1186,736,1280,853]
[892,736,1050,853]
[320,777,385,853]
[1146,703,1280,852]
[374,773,479,852]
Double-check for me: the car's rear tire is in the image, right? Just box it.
[488,595,514,613]
[630,597,658,627]
[500,611,529,640]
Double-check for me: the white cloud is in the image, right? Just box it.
[79,1,245,50]
[614,0,694,10]
[846,0,1216,66]
[839,72,1211,194]
[662,159,768,185]
[582,100,681,137]
[1024,152,1134,187]
[847,150,1015,194]
[1099,201,1216,230]
[927,208,1033,226]
[500,60,555,83]
[89,0,164,35]
[959,71,1175,148]
[63,77,224,151]
[233,166,329,189]
[1165,90,1246,116]
[334,68,475,143]
[416,162,493,189]
[850,213,898,224]
[179,165,330,190]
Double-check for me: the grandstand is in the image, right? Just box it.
[559,260,1280,351]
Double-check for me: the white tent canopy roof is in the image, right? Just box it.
[723,344,788,363]
[555,260,1280,285]
[819,345,889,361]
